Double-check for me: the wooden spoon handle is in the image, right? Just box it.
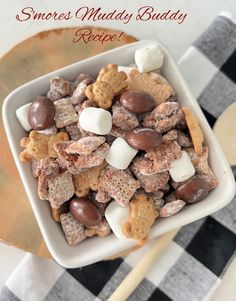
[108,229,179,301]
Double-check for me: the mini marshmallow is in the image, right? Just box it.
[118,66,133,75]
[79,107,112,135]
[169,151,195,182]
[106,137,137,169]
[105,201,130,239]
[16,103,32,132]
[135,44,164,73]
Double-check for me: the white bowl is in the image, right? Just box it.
[2,40,235,268]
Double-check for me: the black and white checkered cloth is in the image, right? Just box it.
[1,13,236,301]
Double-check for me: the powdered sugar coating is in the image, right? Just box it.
[160,200,186,217]
[131,163,169,193]
[60,212,86,246]
[54,98,79,128]
[47,77,74,101]
[146,141,182,172]
[47,171,74,208]
[75,143,109,170]
[65,124,81,141]
[65,137,106,155]
[71,75,95,105]
[112,102,139,130]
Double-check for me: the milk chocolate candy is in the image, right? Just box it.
[70,198,102,226]
[28,96,55,130]
[126,128,163,150]
[120,90,155,113]
[175,176,211,204]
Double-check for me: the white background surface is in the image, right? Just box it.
[1,0,236,292]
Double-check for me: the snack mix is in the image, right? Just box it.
[17,44,218,246]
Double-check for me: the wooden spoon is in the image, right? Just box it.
[213,102,236,166]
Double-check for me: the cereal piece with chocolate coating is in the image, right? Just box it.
[108,126,127,139]
[54,141,85,174]
[132,157,158,176]
[75,143,109,170]
[122,193,159,244]
[96,190,111,203]
[74,73,95,87]
[185,147,218,189]
[54,141,76,164]
[36,157,60,178]
[71,83,88,105]
[65,137,106,155]
[186,146,209,174]
[38,174,49,200]
[89,194,108,216]
[36,158,60,200]
[85,219,111,238]
[47,77,74,101]
[60,212,86,246]
[153,198,165,210]
[142,113,155,128]
[182,107,204,155]
[165,192,177,203]
[160,200,185,217]
[71,75,95,105]
[85,81,114,109]
[75,99,97,114]
[97,64,127,95]
[150,190,164,200]
[48,171,74,208]
[128,69,172,105]
[163,130,178,142]
[96,166,140,206]
[112,102,139,130]
[131,162,169,193]
[155,109,184,133]
[152,102,179,120]
[143,102,183,133]
[31,159,40,177]
[36,158,60,201]
[65,124,81,141]
[71,80,88,105]
[201,168,218,189]
[54,98,79,128]
[146,141,182,172]
[177,130,193,147]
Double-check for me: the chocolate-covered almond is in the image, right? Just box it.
[120,90,155,113]
[28,96,55,130]
[175,177,211,204]
[126,128,163,150]
[70,198,102,226]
